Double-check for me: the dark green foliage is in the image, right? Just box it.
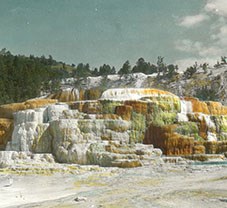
[183,62,198,79]
[157,56,167,77]
[99,64,111,76]
[214,56,227,68]
[201,63,208,73]
[74,64,116,77]
[99,76,109,91]
[156,57,178,78]
[72,63,91,77]
[166,64,178,78]
[221,56,227,65]
[195,86,218,101]
[92,68,99,76]
[132,58,157,74]
[118,60,131,75]
[110,67,116,75]
[0,50,68,104]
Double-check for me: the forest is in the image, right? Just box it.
[0,49,179,104]
[0,49,68,104]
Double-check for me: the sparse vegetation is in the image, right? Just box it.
[183,62,198,79]
[176,122,199,136]
[195,86,218,101]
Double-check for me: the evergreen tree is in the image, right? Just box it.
[73,63,91,77]
[110,66,116,74]
[92,68,99,76]
[118,60,131,75]
[157,56,167,77]
[0,50,63,104]
[99,64,112,76]
[132,58,157,74]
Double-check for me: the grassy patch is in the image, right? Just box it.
[176,122,199,136]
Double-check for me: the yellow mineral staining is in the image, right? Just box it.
[207,101,227,115]
[48,88,103,102]
[204,141,227,154]
[111,159,142,168]
[115,105,133,121]
[0,99,57,119]
[48,88,79,102]
[95,114,120,120]
[193,144,206,154]
[135,88,177,97]
[124,100,148,115]
[184,97,209,114]
[185,97,227,115]
[70,101,102,114]
[0,118,13,149]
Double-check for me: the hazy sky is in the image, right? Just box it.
[0,0,226,70]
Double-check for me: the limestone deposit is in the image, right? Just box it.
[0,87,227,168]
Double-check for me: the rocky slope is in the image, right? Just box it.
[60,65,227,105]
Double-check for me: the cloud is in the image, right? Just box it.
[175,0,227,70]
[175,39,202,53]
[205,1,227,55]
[178,14,209,28]
[205,0,227,17]
[175,39,224,57]
[174,57,217,71]
[211,24,227,44]
[175,37,225,71]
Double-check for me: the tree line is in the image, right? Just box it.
[1,48,224,105]
[72,56,179,78]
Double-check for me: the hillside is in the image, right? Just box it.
[61,64,227,105]
[1,50,226,106]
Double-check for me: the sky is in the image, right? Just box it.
[0,0,226,70]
